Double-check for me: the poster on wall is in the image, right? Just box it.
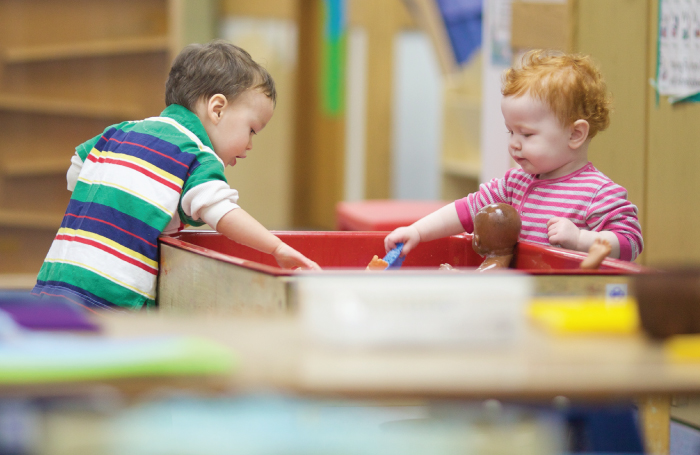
[489,0,512,66]
[656,0,700,103]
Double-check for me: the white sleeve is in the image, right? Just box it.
[66,152,84,191]
[181,180,240,229]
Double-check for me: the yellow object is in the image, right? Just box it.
[528,297,639,335]
[666,335,700,362]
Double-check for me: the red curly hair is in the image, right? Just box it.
[502,50,612,138]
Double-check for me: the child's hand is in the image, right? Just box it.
[547,217,580,250]
[272,243,321,270]
[384,226,421,256]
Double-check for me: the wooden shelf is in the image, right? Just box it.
[0,209,63,230]
[0,94,142,119]
[442,158,481,179]
[0,1,214,274]
[0,274,38,290]
[1,36,170,64]
[2,157,70,177]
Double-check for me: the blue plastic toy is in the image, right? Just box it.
[382,243,405,269]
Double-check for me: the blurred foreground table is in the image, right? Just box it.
[98,312,700,453]
[1,311,693,454]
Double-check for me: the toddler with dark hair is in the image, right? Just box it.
[33,40,319,310]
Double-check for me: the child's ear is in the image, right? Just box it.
[207,94,228,125]
[569,120,590,149]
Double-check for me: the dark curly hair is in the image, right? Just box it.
[165,39,276,110]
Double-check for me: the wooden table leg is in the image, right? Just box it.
[638,394,671,455]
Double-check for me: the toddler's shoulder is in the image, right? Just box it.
[577,163,622,187]
[502,167,535,185]
[578,165,631,203]
[139,117,220,161]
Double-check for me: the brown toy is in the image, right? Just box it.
[473,203,521,272]
[580,238,612,270]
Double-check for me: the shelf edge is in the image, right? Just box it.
[0,210,63,230]
[2,36,170,64]
[0,95,143,119]
[2,158,70,177]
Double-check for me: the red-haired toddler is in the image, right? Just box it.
[385,49,643,261]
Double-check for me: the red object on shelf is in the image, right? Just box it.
[161,230,647,277]
[335,200,449,231]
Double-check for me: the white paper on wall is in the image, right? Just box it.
[656,0,700,102]
[489,0,513,66]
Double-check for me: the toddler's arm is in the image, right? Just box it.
[547,217,621,258]
[216,208,320,270]
[384,202,464,256]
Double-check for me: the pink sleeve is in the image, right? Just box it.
[613,232,633,261]
[455,197,474,233]
[454,173,511,233]
[587,182,643,261]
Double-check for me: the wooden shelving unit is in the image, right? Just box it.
[440,53,482,201]
[0,210,64,230]
[1,36,170,64]
[0,94,143,119]
[1,157,71,178]
[0,0,207,275]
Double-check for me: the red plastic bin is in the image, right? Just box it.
[161,230,644,276]
[157,231,647,313]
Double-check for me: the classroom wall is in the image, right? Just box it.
[574,0,648,260]
[573,0,700,266]
[644,0,700,266]
[220,17,299,230]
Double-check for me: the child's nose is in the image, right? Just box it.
[509,136,521,150]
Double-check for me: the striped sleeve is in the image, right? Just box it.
[454,171,513,232]
[586,181,644,261]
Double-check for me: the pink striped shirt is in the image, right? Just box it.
[454,163,643,261]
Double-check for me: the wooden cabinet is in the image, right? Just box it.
[0,0,214,274]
